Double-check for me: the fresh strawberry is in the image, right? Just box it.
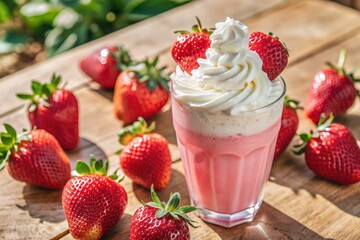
[249,32,289,80]
[274,96,301,160]
[62,156,127,240]
[171,17,212,74]
[118,118,171,190]
[17,74,79,151]
[130,185,197,240]
[113,57,170,124]
[80,45,134,89]
[294,115,360,185]
[0,124,71,189]
[304,49,360,124]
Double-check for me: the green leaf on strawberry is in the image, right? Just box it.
[129,56,170,92]
[109,45,134,71]
[75,155,123,182]
[293,113,334,155]
[0,124,28,170]
[118,117,155,145]
[17,73,64,111]
[144,185,198,228]
[75,161,91,175]
[172,17,213,74]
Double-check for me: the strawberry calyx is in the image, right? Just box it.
[118,117,155,145]
[142,185,198,228]
[284,95,302,110]
[129,56,170,92]
[293,113,334,155]
[109,45,135,70]
[0,124,31,170]
[75,155,124,182]
[16,73,63,111]
[268,32,289,57]
[326,49,360,83]
[174,16,214,35]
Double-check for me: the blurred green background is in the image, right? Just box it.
[0,0,191,56]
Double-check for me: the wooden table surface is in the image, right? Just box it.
[1,0,360,239]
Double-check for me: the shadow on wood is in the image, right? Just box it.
[206,202,326,240]
[132,169,190,205]
[89,84,115,102]
[271,150,360,217]
[68,137,107,170]
[101,213,133,239]
[18,185,65,223]
[149,104,177,145]
[334,114,360,139]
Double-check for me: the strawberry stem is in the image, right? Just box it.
[129,56,170,92]
[175,17,213,35]
[144,185,198,228]
[75,155,123,180]
[317,113,334,132]
[118,118,155,145]
[284,96,303,110]
[337,48,346,70]
[17,73,64,111]
[292,113,334,155]
[110,45,136,70]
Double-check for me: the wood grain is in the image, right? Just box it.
[0,0,360,239]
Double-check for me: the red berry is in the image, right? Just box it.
[0,125,71,190]
[80,45,133,89]
[118,118,172,190]
[17,74,79,151]
[294,115,360,185]
[171,17,212,74]
[305,50,359,124]
[130,186,197,240]
[249,32,289,80]
[113,57,169,125]
[171,33,211,74]
[274,97,300,160]
[62,157,128,240]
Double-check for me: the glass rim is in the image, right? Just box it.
[237,76,286,114]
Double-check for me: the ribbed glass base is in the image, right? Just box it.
[195,199,263,228]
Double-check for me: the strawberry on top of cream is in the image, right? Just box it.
[171,17,285,136]
[171,17,283,115]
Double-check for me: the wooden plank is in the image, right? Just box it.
[1,0,360,239]
[265,32,360,239]
[0,0,285,117]
[0,160,327,240]
[244,0,360,66]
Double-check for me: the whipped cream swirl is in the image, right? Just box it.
[172,17,281,115]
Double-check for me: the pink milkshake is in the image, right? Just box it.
[170,18,286,227]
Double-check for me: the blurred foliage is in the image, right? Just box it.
[0,0,191,56]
